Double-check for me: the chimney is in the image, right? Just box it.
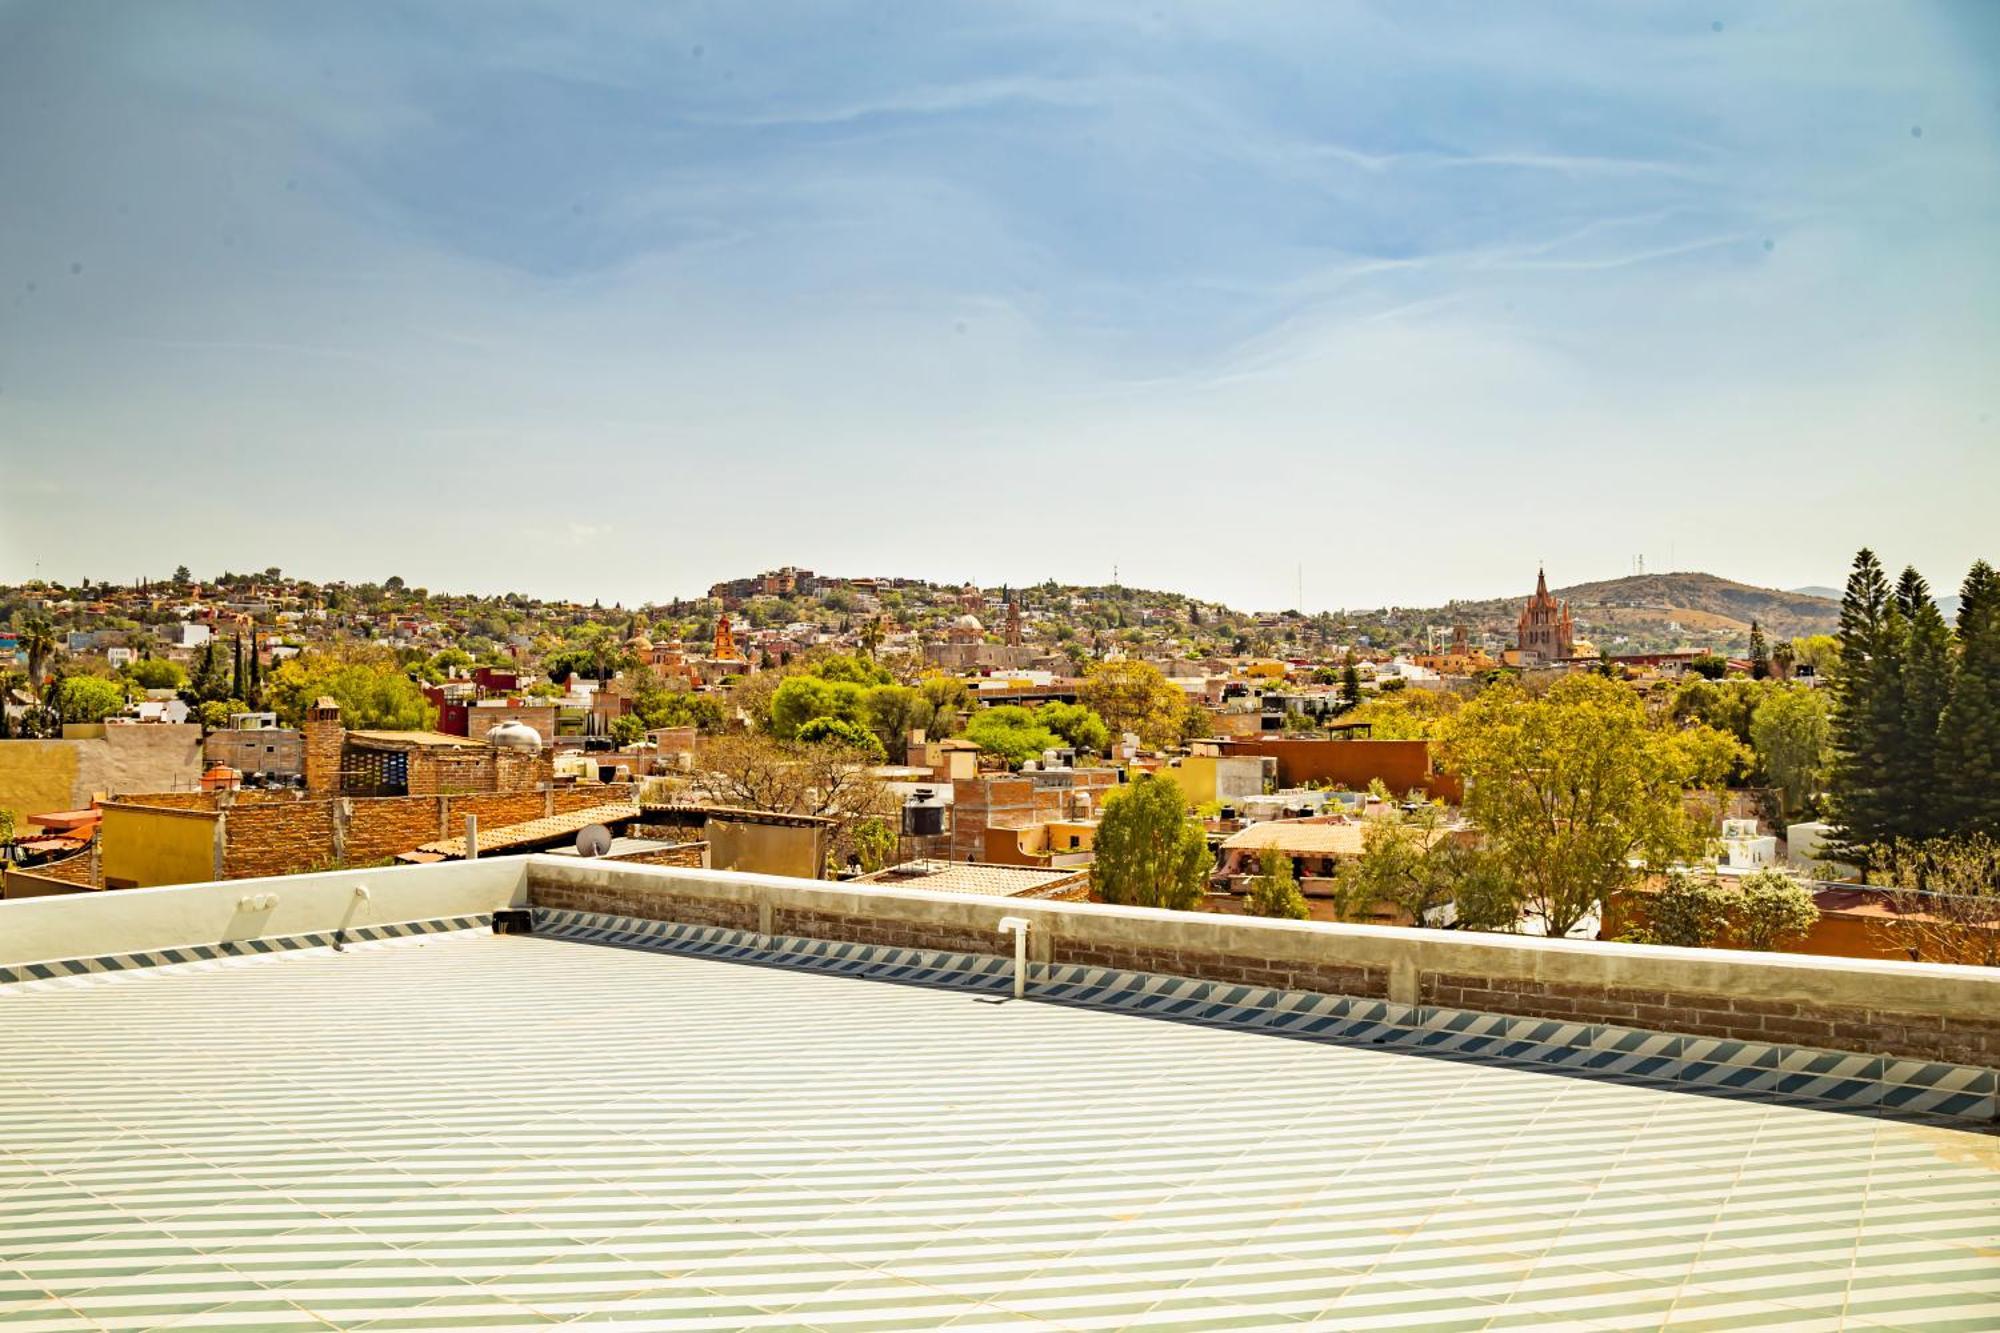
[303,696,343,793]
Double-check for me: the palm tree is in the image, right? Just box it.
[19,616,58,684]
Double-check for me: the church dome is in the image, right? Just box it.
[953,614,983,631]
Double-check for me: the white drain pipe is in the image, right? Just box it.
[997,916,1031,1000]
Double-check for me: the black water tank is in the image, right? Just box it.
[902,790,945,838]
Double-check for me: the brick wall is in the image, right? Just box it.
[114,791,220,811]
[1423,973,2000,1069]
[1051,940,1385,996]
[345,798,448,865]
[222,802,338,878]
[533,878,755,930]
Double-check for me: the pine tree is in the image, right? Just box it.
[1938,560,2000,836]
[1892,567,1954,840]
[1748,620,1770,680]
[1827,549,1902,858]
[1340,650,1362,715]
[231,634,245,703]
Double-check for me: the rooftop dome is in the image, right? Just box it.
[485,720,543,753]
[953,614,983,631]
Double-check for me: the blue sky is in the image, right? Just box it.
[2,1,1995,610]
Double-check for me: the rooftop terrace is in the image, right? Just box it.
[2,859,1996,1330]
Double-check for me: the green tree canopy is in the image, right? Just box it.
[1034,701,1111,755]
[125,658,187,691]
[1091,774,1210,911]
[1246,842,1309,920]
[1077,659,1192,750]
[796,715,888,762]
[1749,687,1832,820]
[1441,673,1742,938]
[266,649,436,730]
[769,676,868,740]
[56,675,128,723]
[963,706,1061,768]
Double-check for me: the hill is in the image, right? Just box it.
[1398,572,1844,653]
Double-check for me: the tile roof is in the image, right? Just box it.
[856,859,1087,897]
[416,803,640,858]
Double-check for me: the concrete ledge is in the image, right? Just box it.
[523,857,2000,1069]
[0,859,528,969]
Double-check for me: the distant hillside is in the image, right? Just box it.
[1792,584,1962,621]
[1408,572,1844,651]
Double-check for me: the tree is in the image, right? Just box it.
[189,639,231,702]
[125,658,187,692]
[796,716,888,762]
[172,565,192,588]
[1892,567,1954,840]
[265,648,436,730]
[769,676,868,740]
[1091,774,1210,911]
[1078,660,1191,750]
[963,706,1061,768]
[1733,868,1820,951]
[916,675,972,736]
[861,684,931,757]
[197,699,246,732]
[1749,687,1831,820]
[1629,872,1736,948]
[691,732,896,869]
[55,675,128,723]
[1685,653,1728,680]
[1938,561,2000,836]
[1622,868,1817,952]
[1340,651,1363,715]
[1770,638,1796,680]
[1790,634,1840,677]
[18,616,57,683]
[1246,843,1309,920]
[1827,549,1903,857]
[608,714,647,746]
[1347,688,1460,740]
[1440,674,1742,939]
[1036,702,1111,756]
[1869,835,2000,967]
[1748,620,1770,681]
[851,817,897,875]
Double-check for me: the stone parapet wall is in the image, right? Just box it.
[522,857,2000,1070]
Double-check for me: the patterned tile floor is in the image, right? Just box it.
[1,930,1996,1331]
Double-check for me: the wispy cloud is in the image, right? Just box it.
[1,1,1995,609]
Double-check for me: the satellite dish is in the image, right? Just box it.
[575,824,613,858]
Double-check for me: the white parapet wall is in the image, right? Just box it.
[0,858,529,969]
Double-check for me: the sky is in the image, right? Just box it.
[1,1,1996,612]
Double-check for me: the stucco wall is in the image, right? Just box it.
[706,820,823,879]
[0,725,204,827]
[100,804,218,888]
[0,859,527,968]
